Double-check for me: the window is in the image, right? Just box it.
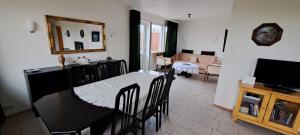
[151,24,166,53]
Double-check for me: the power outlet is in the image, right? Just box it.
[3,105,13,111]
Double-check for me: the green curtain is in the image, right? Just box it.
[164,21,178,57]
[129,10,141,72]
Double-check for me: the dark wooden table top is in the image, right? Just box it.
[34,89,114,134]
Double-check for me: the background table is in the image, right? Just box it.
[172,61,199,77]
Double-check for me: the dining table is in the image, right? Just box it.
[34,70,162,135]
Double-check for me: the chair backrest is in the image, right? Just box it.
[109,60,128,77]
[71,65,98,87]
[142,76,165,119]
[97,61,110,80]
[161,68,175,102]
[120,60,128,75]
[112,83,140,135]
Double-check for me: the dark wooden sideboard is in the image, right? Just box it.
[24,60,123,115]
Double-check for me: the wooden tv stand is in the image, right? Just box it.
[233,81,300,135]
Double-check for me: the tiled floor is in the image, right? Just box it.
[0,74,287,135]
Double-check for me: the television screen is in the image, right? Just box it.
[254,58,300,89]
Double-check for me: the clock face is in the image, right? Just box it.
[252,23,283,46]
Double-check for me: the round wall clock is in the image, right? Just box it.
[252,23,283,46]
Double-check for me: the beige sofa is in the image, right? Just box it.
[172,53,220,73]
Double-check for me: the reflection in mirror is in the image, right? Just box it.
[46,15,106,54]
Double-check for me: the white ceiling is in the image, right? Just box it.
[110,0,234,21]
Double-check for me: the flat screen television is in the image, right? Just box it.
[254,58,300,93]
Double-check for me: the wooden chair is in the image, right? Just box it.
[71,65,98,87]
[109,60,128,77]
[161,68,175,114]
[120,60,128,74]
[136,76,165,135]
[157,68,175,127]
[156,56,172,71]
[97,61,110,80]
[204,63,221,81]
[103,83,140,135]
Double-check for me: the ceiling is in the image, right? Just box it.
[110,0,234,21]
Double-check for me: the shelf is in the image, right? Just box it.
[239,92,263,117]
[268,100,299,128]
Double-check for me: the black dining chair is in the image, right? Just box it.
[103,83,140,135]
[136,76,165,135]
[120,60,128,75]
[158,68,175,127]
[97,61,110,80]
[71,65,98,87]
[109,60,128,77]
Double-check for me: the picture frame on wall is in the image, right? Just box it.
[92,31,100,42]
[74,41,84,50]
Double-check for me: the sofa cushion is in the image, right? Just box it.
[197,55,217,69]
[189,56,198,63]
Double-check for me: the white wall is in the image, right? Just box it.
[177,19,229,58]
[0,0,129,115]
[214,0,300,110]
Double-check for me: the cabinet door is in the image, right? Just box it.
[234,87,270,122]
[263,94,300,133]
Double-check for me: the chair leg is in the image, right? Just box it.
[163,102,166,114]
[156,112,159,131]
[159,106,162,128]
[142,121,145,135]
[167,100,169,115]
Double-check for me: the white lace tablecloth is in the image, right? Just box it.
[172,61,199,74]
[73,71,160,112]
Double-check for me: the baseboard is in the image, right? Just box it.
[213,104,233,112]
[6,109,31,118]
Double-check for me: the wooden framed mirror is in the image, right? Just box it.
[46,15,106,54]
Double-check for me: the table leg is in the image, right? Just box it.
[90,115,113,135]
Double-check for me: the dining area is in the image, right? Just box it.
[33,60,176,135]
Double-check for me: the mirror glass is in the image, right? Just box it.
[46,15,106,54]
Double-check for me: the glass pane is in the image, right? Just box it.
[239,92,264,117]
[151,24,163,53]
[269,99,300,127]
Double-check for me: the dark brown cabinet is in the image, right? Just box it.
[24,60,124,116]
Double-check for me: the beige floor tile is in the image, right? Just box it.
[200,117,220,129]
[211,129,226,135]
[202,110,218,120]
[183,110,203,123]
[218,122,238,135]
[171,125,194,135]
[175,116,195,129]
[191,123,212,135]
[216,114,235,126]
